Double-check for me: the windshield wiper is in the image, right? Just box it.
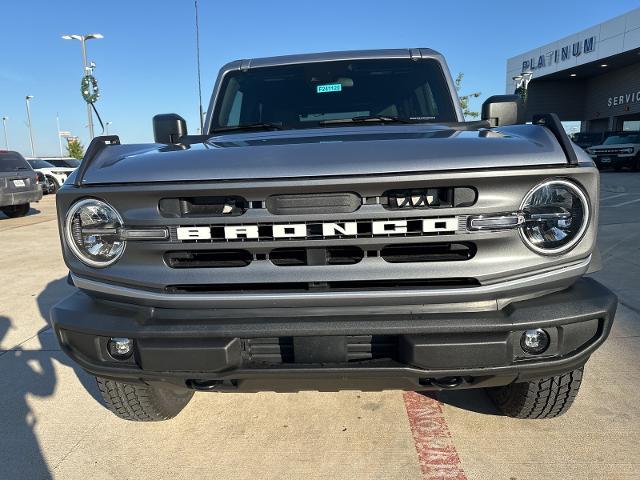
[211,122,284,134]
[319,115,413,126]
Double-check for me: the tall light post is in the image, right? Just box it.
[61,33,103,140]
[1,116,8,150]
[25,96,36,157]
[105,121,112,135]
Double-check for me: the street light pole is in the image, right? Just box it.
[56,114,64,157]
[105,121,112,135]
[1,116,8,150]
[25,96,36,157]
[62,33,103,141]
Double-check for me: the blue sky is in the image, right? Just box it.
[1,0,639,156]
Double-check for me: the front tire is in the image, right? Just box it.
[96,376,194,421]
[1,203,30,218]
[487,367,583,419]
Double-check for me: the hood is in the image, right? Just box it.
[80,124,569,184]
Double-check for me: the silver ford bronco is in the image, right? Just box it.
[51,49,617,421]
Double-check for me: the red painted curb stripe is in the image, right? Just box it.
[403,392,467,480]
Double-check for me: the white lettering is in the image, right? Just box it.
[372,220,407,235]
[272,224,307,238]
[224,225,259,239]
[608,98,612,107]
[176,227,212,240]
[322,222,358,236]
[422,218,458,233]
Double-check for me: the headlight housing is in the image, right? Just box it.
[622,147,634,154]
[520,179,590,255]
[64,198,125,267]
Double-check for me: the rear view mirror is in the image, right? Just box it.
[481,95,523,127]
[153,114,188,144]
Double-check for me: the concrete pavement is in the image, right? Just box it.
[0,173,639,480]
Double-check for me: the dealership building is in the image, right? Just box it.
[506,8,640,133]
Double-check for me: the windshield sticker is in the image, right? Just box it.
[316,83,342,94]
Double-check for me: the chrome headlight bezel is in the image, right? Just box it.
[519,179,590,256]
[64,198,126,268]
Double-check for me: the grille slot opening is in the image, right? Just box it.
[381,242,476,263]
[270,247,364,266]
[159,196,248,217]
[166,278,479,294]
[382,187,476,209]
[165,250,252,268]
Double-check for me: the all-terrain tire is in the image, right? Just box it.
[487,367,584,419]
[1,203,30,218]
[96,376,194,421]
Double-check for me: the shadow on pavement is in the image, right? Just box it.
[420,389,503,416]
[0,276,106,479]
[0,206,41,220]
[0,316,55,480]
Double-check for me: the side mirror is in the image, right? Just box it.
[153,114,187,144]
[481,95,523,127]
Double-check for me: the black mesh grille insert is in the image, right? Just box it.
[159,196,248,217]
[381,243,476,263]
[242,335,399,366]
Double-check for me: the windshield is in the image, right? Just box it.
[27,160,56,169]
[0,152,31,171]
[603,134,640,145]
[211,58,458,132]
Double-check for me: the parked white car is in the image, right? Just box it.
[27,158,79,193]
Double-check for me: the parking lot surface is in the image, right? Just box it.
[1,173,639,480]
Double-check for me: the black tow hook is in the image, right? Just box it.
[428,376,464,389]
[187,379,238,391]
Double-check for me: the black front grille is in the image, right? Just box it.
[381,186,476,209]
[242,335,399,366]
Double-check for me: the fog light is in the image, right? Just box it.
[520,329,549,355]
[108,337,134,359]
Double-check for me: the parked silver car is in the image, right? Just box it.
[0,151,42,217]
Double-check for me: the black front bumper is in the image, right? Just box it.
[51,278,617,392]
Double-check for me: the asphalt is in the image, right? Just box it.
[0,172,638,480]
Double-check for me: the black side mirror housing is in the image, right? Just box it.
[481,95,523,127]
[153,114,188,144]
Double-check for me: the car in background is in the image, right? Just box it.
[0,151,42,218]
[44,158,81,169]
[34,170,50,194]
[586,131,640,170]
[571,132,605,150]
[27,159,76,193]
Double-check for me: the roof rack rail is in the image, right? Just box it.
[532,113,578,166]
[74,135,120,186]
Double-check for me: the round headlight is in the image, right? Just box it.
[65,198,125,267]
[520,179,589,255]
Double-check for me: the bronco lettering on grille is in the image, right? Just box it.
[176,217,460,241]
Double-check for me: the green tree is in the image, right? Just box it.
[66,139,84,160]
[455,73,481,119]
